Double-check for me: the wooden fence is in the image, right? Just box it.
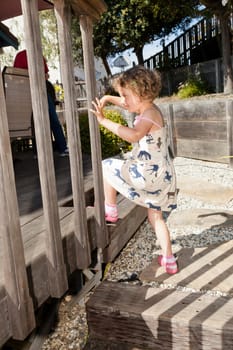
[144,15,223,70]
[157,97,233,166]
[143,13,233,96]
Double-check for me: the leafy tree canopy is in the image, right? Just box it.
[39,10,59,70]
[71,17,83,67]
[93,0,200,70]
[200,0,233,17]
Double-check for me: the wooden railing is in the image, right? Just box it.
[0,1,108,346]
[144,16,222,70]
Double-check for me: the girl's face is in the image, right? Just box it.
[118,86,141,113]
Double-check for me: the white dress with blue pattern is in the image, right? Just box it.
[102,114,177,212]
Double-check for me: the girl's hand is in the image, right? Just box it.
[90,97,105,123]
[99,95,110,108]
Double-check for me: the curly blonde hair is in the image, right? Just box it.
[112,65,161,101]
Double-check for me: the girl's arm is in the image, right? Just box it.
[91,98,152,143]
[99,118,151,143]
[100,95,124,108]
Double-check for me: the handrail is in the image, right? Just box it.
[144,16,222,70]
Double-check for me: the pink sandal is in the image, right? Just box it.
[105,212,118,223]
[105,203,118,223]
[158,255,178,275]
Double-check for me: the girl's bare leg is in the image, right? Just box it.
[103,178,118,222]
[147,208,178,274]
[103,178,117,205]
[147,208,172,257]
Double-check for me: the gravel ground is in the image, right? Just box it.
[41,157,233,350]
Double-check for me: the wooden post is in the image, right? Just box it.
[54,0,91,268]
[177,38,181,66]
[166,71,172,96]
[183,33,187,66]
[20,0,68,297]
[0,68,35,339]
[201,18,205,42]
[226,100,233,167]
[80,15,109,249]
[168,104,176,157]
[215,58,222,93]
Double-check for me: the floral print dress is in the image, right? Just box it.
[102,114,177,212]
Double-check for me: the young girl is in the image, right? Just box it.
[91,65,178,275]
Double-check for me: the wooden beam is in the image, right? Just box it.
[226,99,233,167]
[20,0,68,297]
[68,0,107,20]
[54,0,91,269]
[80,15,108,249]
[87,281,233,349]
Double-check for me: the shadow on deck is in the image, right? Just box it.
[86,239,233,350]
[12,149,93,216]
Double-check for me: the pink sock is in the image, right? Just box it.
[105,203,118,222]
[105,203,117,214]
[163,255,176,263]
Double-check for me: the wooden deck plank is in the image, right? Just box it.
[0,207,95,308]
[13,150,92,216]
[86,281,233,350]
[0,151,92,306]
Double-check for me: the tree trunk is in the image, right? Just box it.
[134,47,144,65]
[102,56,112,76]
[220,16,233,93]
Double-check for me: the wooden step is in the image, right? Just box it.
[103,195,147,262]
[86,280,233,350]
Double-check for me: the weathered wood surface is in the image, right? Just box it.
[176,139,228,162]
[0,286,11,347]
[0,61,35,341]
[140,242,233,294]
[0,150,146,346]
[84,338,147,350]
[55,0,91,269]
[87,280,233,350]
[103,196,147,262]
[157,98,233,164]
[0,151,93,307]
[1,0,107,345]
[22,0,68,298]
[68,0,107,20]
[12,151,93,216]
[0,207,93,308]
[80,14,108,248]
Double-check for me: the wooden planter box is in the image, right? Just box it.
[157,97,233,165]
